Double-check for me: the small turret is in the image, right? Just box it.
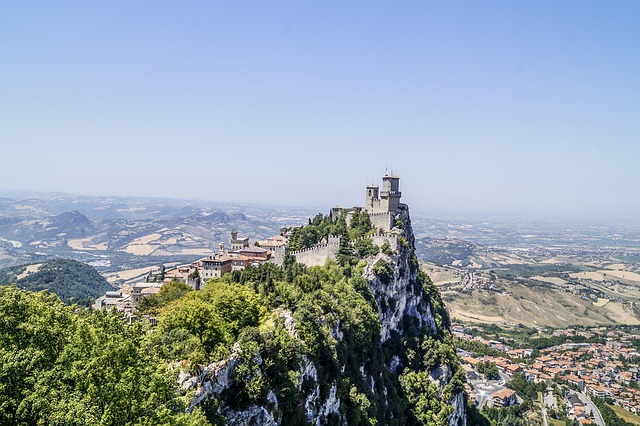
[365,184,379,211]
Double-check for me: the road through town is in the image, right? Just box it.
[576,391,605,426]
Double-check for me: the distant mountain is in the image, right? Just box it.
[0,259,114,301]
[0,194,313,272]
[183,211,248,225]
[48,210,95,237]
[0,210,95,243]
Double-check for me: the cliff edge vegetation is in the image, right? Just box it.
[0,208,471,425]
[174,207,469,425]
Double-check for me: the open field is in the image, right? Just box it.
[104,266,160,284]
[128,233,162,245]
[606,263,627,270]
[530,276,568,286]
[569,269,640,284]
[448,309,505,324]
[16,263,43,279]
[440,283,640,327]
[419,228,640,328]
[67,237,94,250]
[608,404,640,425]
[599,299,640,324]
[601,269,640,281]
[67,237,109,251]
[120,244,158,255]
[423,265,461,285]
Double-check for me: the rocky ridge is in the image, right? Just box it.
[180,205,467,425]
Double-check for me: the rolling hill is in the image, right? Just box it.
[0,259,115,301]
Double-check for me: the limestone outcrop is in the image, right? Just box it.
[181,205,467,425]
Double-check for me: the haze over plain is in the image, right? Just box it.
[1,2,638,219]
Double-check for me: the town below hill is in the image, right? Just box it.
[455,321,640,425]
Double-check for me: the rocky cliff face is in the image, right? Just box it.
[181,205,467,425]
[363,206,438,343]
[363,204,466,426]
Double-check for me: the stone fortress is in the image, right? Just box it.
[330,172,405,231]
[94,173,406,310]
[286,173,406,267]
[365,172,403,231]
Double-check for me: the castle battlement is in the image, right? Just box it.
[289,236,340,254]
[365,173,402,217]
[351,232,391,241]
[368,211,392,217]
[273,173,407,267]
[332,173,404,233]
[289,242,334,256]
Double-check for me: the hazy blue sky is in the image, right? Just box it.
[1,2,639,219]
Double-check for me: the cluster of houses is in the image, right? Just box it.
[539,341,640,414]
[456,324,640,418]
[93,230,287,312]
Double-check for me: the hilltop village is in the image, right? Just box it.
[93,173,405,313]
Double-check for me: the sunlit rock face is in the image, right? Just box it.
[182,206,466,426]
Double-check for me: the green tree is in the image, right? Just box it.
[0,285,208,425]
[354,238,380,258]
[400,370,453,425]
[138,279,193,315]
[158,282,263,360]
[0,286,72,424]
[160,294,230,358]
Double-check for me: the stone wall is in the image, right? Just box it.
[370,233,398,248]
[368,211,393,232]
[270,246,286,265]
[290,242,339,267]
[274,233,399,268]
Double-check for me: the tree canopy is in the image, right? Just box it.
[0,285,207,425]
[0,259,115,302]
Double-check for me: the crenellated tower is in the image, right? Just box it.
[380,174,401,214]
[365,173,402,215]
[365,184,379,212]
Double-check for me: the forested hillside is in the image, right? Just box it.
[0,285,208,425]
[0,208,470,425]
[0,259,114,302]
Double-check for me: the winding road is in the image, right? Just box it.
[575,391,605,426]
